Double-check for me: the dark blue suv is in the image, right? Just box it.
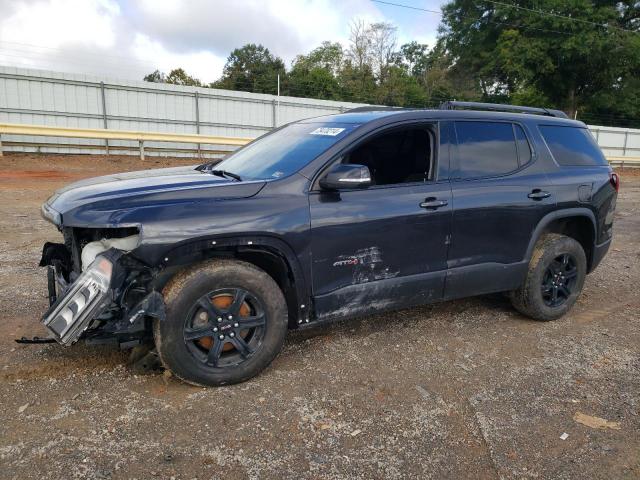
[38,102,618,386]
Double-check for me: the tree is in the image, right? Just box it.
[143,70,166,83]
[288,66,342,100]
[213,44,286,94]
[369,22,398,81]
[347,19,372,72]
[292,41,344,75]
[288,43,344,99]
[166,68,202,87]
[339,59,377,103]
[143,68,201,87]
[394,41,430,78]
[375,65,428,107]
[439,0,640,117]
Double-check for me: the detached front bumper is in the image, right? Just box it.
[41,250,120,345]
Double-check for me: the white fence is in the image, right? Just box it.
[0,65,638,160]
[589,125,640,159]
[0,66,365,157]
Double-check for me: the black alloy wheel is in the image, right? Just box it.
[540,253,579,307]
[510,233,587,321]
[183,288,267,368]
[155,259,288,386]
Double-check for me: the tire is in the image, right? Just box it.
[154,259,288,386]
[510,233,587,321]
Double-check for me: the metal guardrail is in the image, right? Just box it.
[0,123,253,160]
[607,156,640,168]
[0,122,639,166]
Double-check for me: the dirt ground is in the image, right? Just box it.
[0,153,638,480]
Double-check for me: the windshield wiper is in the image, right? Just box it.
[210,169,242,181]
[195,163,242,181]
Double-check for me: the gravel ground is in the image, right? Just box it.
[0,154,638,480]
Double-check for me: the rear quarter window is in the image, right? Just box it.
[539,125,607,166]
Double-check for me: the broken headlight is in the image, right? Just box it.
[42,255,114,345]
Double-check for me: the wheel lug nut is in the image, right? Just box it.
[228,315,233,320]
[218,334,224,340]
[217,317,222,323]
[229,332,235,338]
[233,322,239,328]
[213,327,218,332]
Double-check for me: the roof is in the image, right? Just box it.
[302,108,584,127]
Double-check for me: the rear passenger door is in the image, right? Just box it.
[445,120,555,299]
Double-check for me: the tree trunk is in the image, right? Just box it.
[566,87,577,119]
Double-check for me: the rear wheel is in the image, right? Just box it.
[510,233,587,321]
[154,259,288,386]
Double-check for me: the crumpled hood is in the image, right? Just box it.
[44,165,266,227]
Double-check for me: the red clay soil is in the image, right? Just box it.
[0,170,84,180]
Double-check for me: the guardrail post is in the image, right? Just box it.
[100,81,109,155]
[139,140,145,161]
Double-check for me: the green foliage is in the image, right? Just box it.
[142,68,201,87]
[394,41,430,78]
[287,42,344,99]
[166,68,201,87]
[142,7,639,127]
[292,41,344,75]
[143,70,165,83]
[212,44,285,94]
[439,0,640,123]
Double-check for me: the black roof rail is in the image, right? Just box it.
[345,106,412,113]
[439,101,568,119]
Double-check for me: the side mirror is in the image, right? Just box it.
[319,164,372,190]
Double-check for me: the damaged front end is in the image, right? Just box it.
[42,249,121,345]
[39,228,165,348]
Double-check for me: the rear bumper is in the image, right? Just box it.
[589,238,612,273]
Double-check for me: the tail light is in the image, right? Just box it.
[609,172,619,192]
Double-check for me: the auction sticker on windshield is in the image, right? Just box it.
[310,127,346,136]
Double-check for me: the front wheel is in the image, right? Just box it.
[511,233,587,321]
[154,259,288,386]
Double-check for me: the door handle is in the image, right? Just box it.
[528,189,551,200]
[419,198,448,210]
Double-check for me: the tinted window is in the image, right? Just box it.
[455,122,519,179]
[345,127,433,185]
[514,124,532,165]
[215,122,356,181]
[540,125,607,166]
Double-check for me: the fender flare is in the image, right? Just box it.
[155,234,311,324]
[523,208,597,263]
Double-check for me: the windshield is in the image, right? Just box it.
[213,122,356,181]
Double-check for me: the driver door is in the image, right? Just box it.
[308,122,452,321]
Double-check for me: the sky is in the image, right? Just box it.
[0,0,446,83]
